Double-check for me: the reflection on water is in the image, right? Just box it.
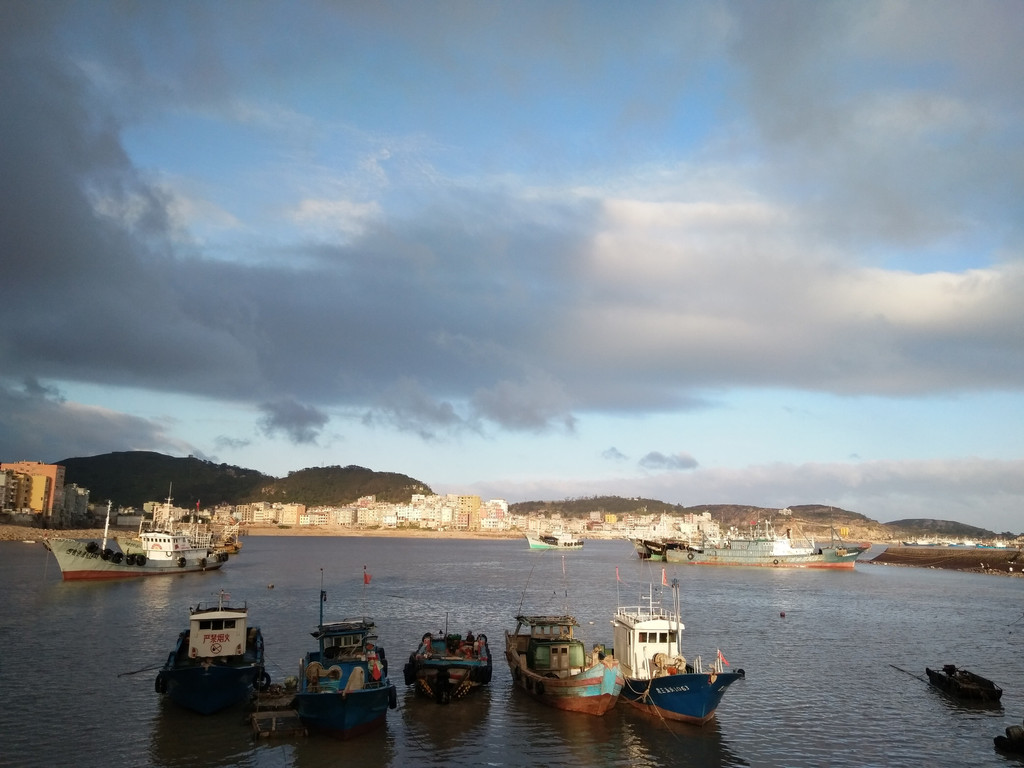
[149,698,258,768]
[2,538,1024,768]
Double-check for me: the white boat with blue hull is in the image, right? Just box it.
[612,579,744,724]
[293,586,397,738]
[155,591,269,714]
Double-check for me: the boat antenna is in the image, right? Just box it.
[516,558,540,616]
[319,567,325,628]
[561,555,569,614]
[671,577,682,656]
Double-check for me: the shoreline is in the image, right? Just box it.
[7,524,1021,576]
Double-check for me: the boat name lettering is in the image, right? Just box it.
[655,684,692,694]
[66,547,99,559]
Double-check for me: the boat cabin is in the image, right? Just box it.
[509,615,590,679]
[611,603,687,679]
[312,618,378,663]
[188,602,249,659]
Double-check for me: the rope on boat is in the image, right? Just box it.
[889,664,927,682]
[118,663,164,677]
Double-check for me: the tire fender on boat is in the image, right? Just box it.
[155,673,167,694]
[773,559,779,565]
[388,685,398,709]
[535,680,545,696]
[177,557,186,568]
[257,670,271,691]
[687,553,694,561]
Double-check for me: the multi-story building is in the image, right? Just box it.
[0,461,66,525]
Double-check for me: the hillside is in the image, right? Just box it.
[58,452,432,510]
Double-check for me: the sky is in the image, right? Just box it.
[2,2,1023,533]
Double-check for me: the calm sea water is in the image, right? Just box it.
[1,536,1022,768]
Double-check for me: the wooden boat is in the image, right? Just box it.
[612,578,744,724]
[525,533,583,550]
[505,614,623,715]
[155,591,269,714]
[664,519,868,570]
[632,539,686,561]
[293,590,397,738]
[43,500,228,581]
[402,629,493,703]
[925,664,1003,702]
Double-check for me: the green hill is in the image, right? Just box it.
[58,452,433,510]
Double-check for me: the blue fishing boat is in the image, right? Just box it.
[611,576,744,724]
[155,590,269,714]
[293,584,397,738]
[505,614,623,715]
[403,628,493,703]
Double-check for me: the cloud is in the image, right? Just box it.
[258,399,329,444]
[0,379,191,461]
[602,447,628,462]
[639,451,699,471]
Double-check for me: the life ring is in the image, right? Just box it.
[773,559,779,565]
[177,557,186,568]
[687,553,694,561]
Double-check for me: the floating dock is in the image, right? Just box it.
[251,709,305,739]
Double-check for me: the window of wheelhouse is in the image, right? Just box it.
[198,619,237,630]
[637,630,677,643]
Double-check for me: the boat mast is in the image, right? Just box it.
[671,578,682,656]
[101,500,112,550]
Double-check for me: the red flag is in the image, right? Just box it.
[661,568,668,586]
[615,566,620,582]
[363,566,371,585]
[717,649,729,666]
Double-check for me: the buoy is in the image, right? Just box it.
[780,611,786,618]
[267,584,274,589]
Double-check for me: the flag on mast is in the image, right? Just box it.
[616,566,621,582]
[662,567,668,586]
[363,565,371,584]
[717,649,729,666]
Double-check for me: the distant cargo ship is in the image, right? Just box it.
[664,520,868,569]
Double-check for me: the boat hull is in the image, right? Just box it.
[44,538,225,580]
[403,633,493,704]
[620,670,745,724]
[159,664,262,714]
[665,546,864,569]
[925,666,1003,702]
[506,652,623,715]
[294,684,395,738]
[525,535,583,550]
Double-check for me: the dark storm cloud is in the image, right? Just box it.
[258,399,329,444]
[0,380,189,461]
